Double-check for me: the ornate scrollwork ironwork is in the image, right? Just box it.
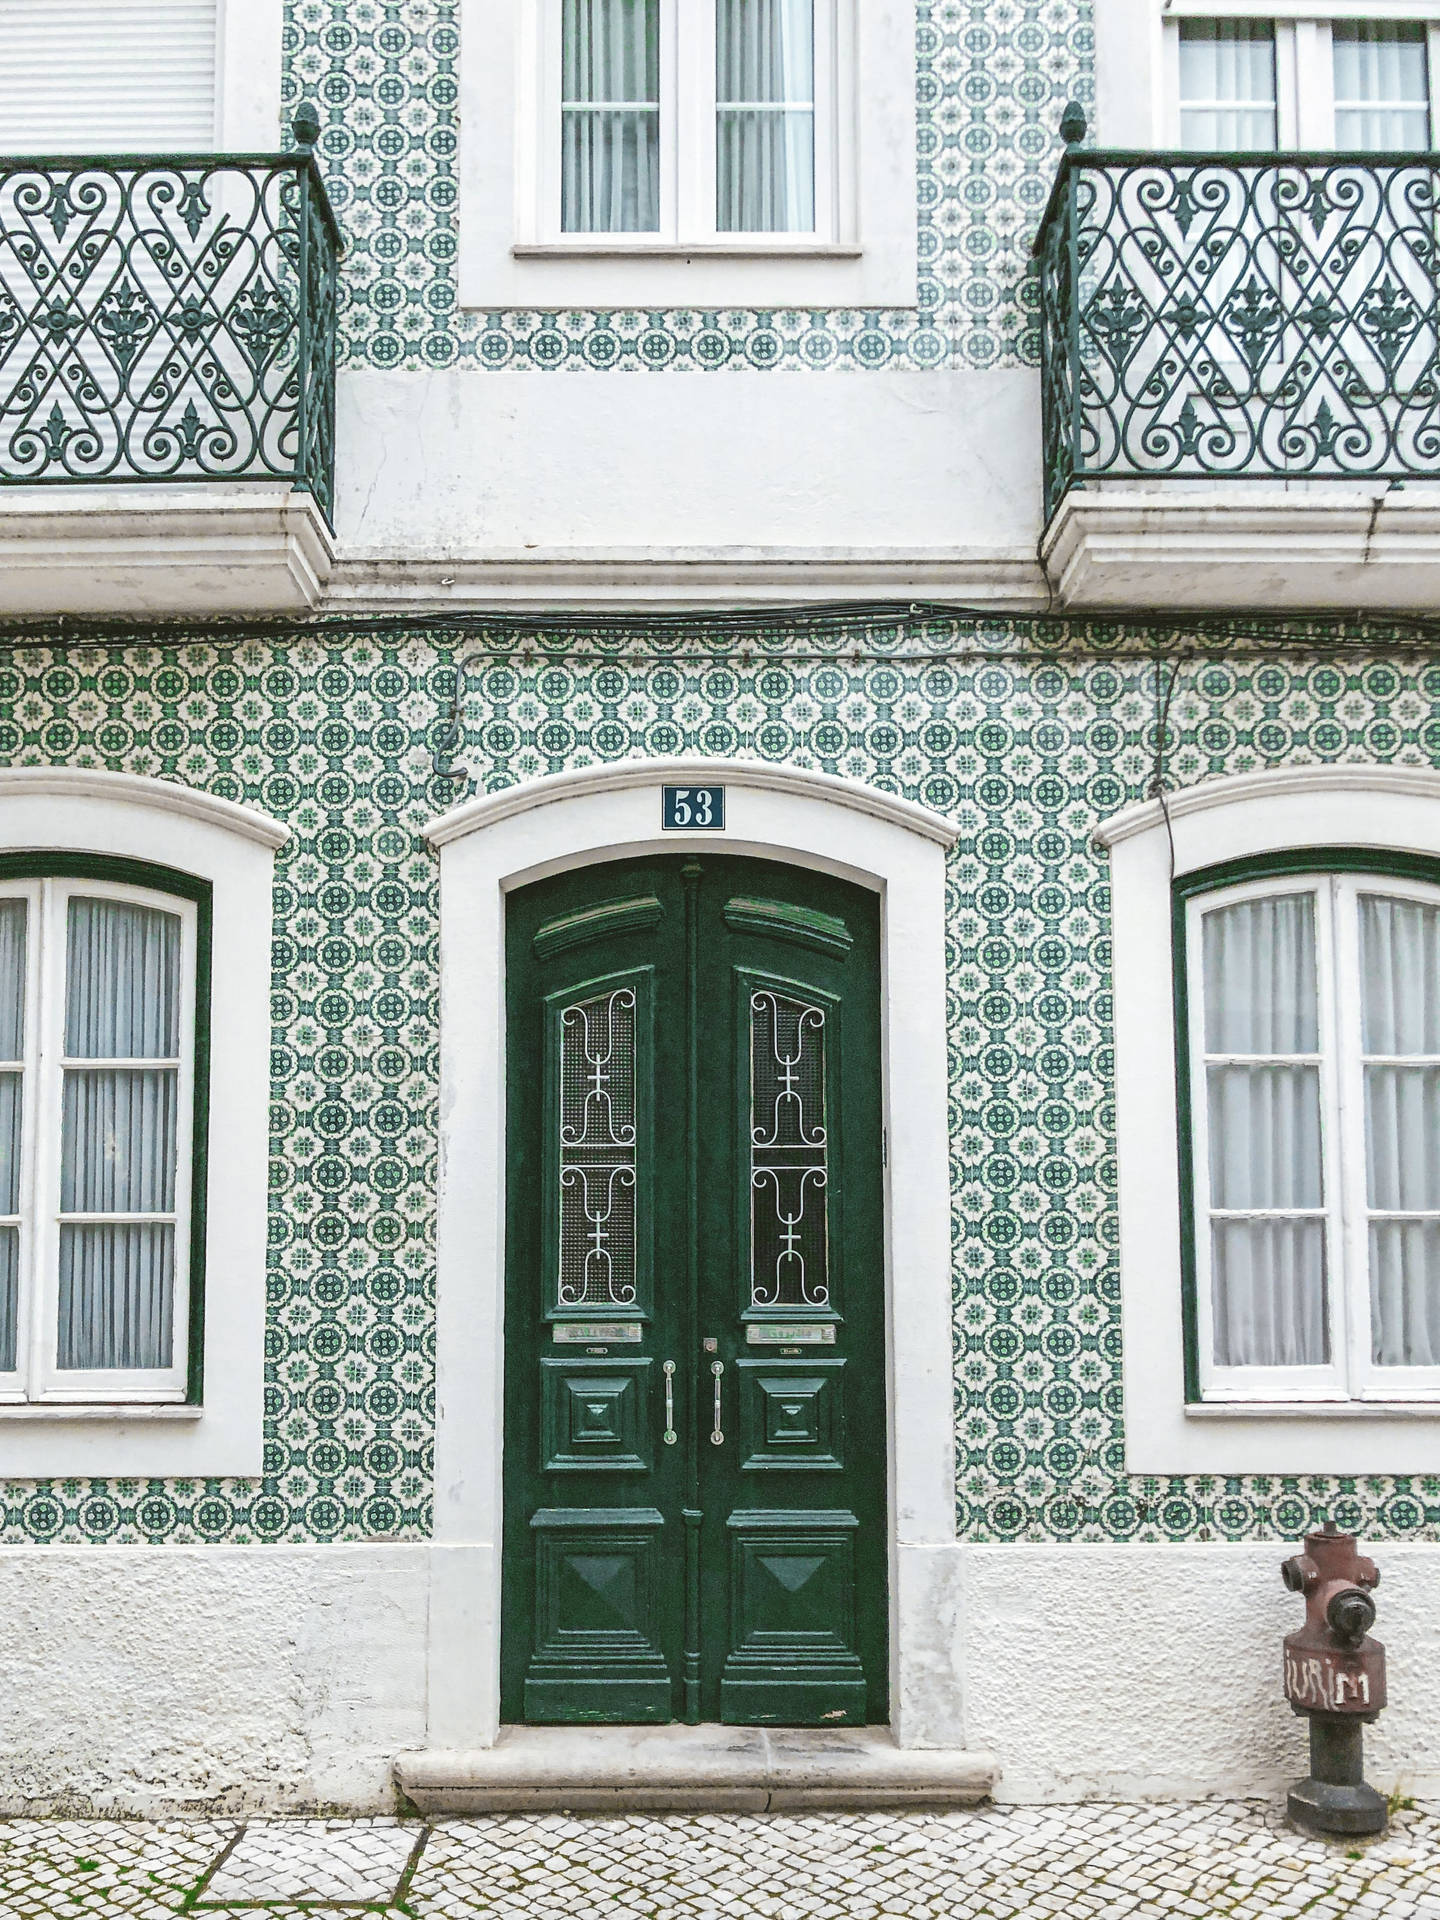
[0,152,339,521]
[749,989,830,1310]
[1037,152,1440,520]
[557,987,638,1309]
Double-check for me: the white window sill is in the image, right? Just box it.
[511,241,865,259]
[1188,1400,1440,1419]
[0,1403,204,1422]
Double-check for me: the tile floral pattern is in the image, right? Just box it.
[1,617,1438,1547]
[281,0,1093,372]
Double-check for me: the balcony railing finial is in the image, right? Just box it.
[1059,101,1087,146]
[292,101,321,151]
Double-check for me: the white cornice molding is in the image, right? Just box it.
[423,756,960,851]
[0,767,290,851]
[1095,764,1440,850]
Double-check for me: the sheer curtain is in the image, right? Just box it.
[1202,894,1328,1366]
[1333,24,1431,152]
[562,0,660,233]
[1178,20,1278,152]
[716,0,815,232]
[0,899,24,1373]
[58,898,179,1371]
[1361,895,1440,1366]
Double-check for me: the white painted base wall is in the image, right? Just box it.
[0,1541,1436,1814]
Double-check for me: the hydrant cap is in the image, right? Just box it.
[1327,1586,1377,1645]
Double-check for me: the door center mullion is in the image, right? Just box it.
[680,858,705,1726]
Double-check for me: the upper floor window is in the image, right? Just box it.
[0,869,204,1404]
[1183,868,1440,1405]
[542,0,836,246]
[1171,10,1440,149]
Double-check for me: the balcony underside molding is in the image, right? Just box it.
[0,485,335,616]
[1041,483,1440,613]
[325,548,1050,612]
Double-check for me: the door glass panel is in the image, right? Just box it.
[558,986,638,1308]
[749,988,829,1308]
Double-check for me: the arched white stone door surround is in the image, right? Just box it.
[420,758,963,1749]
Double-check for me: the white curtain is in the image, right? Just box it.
[716,0,815,232]
[1202,894,1328,1366]
[1333,24,1430,153]
[562,0,660,233]
[1362,895,1440,1365]
[58,898,179,1372]
[1178,21,1278,153]
[0,898,24,1373]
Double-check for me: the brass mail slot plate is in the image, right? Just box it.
[746,1323,836,1346]
[553,1322,643,1344]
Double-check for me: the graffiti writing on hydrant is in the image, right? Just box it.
[1284,1650,1376,1713]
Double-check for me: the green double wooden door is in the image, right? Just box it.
[501,854,888,1726]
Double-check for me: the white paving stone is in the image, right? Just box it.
[199,1818,419,1905]
[0,1799,1436,1916]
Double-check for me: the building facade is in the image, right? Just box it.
[0,0,1436,1812]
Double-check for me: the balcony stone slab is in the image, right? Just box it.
[1042,482,1440,612]
[0,484,334,617]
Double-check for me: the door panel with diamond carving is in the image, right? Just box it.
[502,855,886,1726]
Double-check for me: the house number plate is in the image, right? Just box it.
[661,785,725,830]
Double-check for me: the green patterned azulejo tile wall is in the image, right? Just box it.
[0,616,1437,1546]
[283,0,1092,371]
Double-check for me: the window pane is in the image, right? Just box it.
[717,0,815,232]
[1179,20,1278,152]
[562,0,660,233]
[1359,894,1440,1054]
[61,1069,177,1214]
[0,1225,14,1371]
[1365,1065,1440,1211]
[1207,1064,1322,1208]
[0,897,24,1060]
[1334,23,1430,152]
[1370,1221,1440,1365]
[1212,1219,1328,1364]
[66,898,180,1059]
[1202,893,1317,1054]
[57,1223,173,1371]
[0,1069,19,1216]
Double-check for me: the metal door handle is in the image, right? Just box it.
[662,1360,677,1445]
[710,1360,725,1445]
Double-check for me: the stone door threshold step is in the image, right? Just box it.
[396,1727,998,1813]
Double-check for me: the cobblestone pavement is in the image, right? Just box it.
[0,1800,1437,1917]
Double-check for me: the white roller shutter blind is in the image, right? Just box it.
[0,1,218,152]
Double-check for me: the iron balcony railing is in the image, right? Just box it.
[0,124,339,524]
[1035,148,1440,522]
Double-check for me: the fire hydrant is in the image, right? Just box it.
[1280,1523,1387,1836]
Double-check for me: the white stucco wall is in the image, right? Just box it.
[0,1546,428,1815]
[0,1539,1434,1813]
[329,368,1046,605]
[963,1542,1440,1803]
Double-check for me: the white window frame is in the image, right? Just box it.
[1095,0,1440,147]
[1098,764,1440,1475]
[460,0,916,310]
[0,768,283,1477]
[1187,870,1440,1407]
[530,0,839,250]
[215,0,285,149]
[0,875,196,1406]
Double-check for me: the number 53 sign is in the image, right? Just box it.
[661,785,726,830]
